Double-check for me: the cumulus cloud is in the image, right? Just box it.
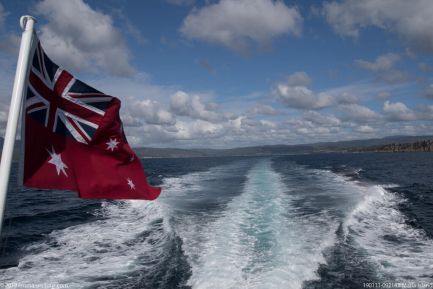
[35,0,135,76]
[170,91,225,122]
[286,71,312,86]
[356,53,399,71]
[288,118,340,136]
[275,85,334,110]
[174,120,225,140]
[336,92,358,104]
[303,111,341,126]
[180,0,302,53]
[355,53,408,83]
[119,95,430,147]
[274,72,334,110]
[383,100,416,121]
[124,97,175,126]
[339,103,380,123]
[355,125,376,133]
[322,0,433,53]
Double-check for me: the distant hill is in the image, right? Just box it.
[353,139,433,153]
[311,135,433,150]
[133,135,433,158]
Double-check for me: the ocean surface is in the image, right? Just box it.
[0,153,433,289]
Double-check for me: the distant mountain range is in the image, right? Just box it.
[133,135,433,158]
[1,135,432,159]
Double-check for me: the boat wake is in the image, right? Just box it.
[0,200,172,288]
[177,159,337,289]
[1,158,432,289]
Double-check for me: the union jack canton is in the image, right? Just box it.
[26,41,112,145]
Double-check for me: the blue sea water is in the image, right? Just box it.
[0,153,433,289]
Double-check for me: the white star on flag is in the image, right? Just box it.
[106,138,120,151]
[127,178,135,190]
[47,146,68,177]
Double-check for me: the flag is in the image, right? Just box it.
[21,37,161,200]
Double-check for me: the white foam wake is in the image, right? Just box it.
[345,184,433,281]
[286,166,433,282]
[0,200,169,288]
[0,161,249,289]
[178,159,337,289]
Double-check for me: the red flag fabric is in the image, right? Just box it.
[21,38,161,200]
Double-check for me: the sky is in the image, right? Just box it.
[1,0,433,148]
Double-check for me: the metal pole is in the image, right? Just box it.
[0,16,36,236]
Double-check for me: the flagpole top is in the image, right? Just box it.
[20,15,36,31]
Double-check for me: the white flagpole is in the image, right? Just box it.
[0,16,36,236]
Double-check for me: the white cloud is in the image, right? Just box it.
[288,118,340,137]
[383,100,416,121]
[170,91,224,122]
[174,120,225,140]
[274,72,334,110]
[355,53,408,83]
[339,103,380,123]
[322,0,433,53]
[124,97,175,126]
[355,125,376,133]
[180,0,302,53]
[35,0,135,76]
[275,85,334,110]
[286,71,312,86]
[356,53,399,71]
[336,92,358,104]
[275,72,363,110]
[303,111,341,126]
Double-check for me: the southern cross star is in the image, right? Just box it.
[106,138,120,151]
[47,146,68,177]
[127,178,136,190]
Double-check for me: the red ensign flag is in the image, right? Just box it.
[21,37,161,200]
